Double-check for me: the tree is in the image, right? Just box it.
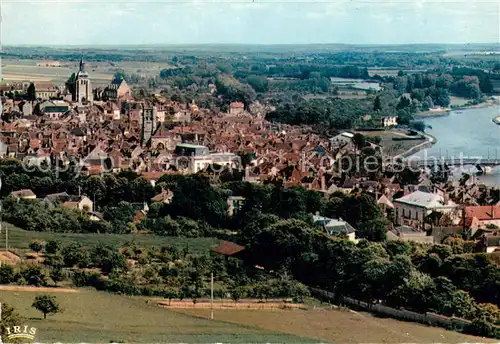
[27,83,36,101]
[45,239,61,254]
[352,133,366,150]
[0,302,24,336]
[0,264,15,284]
[373,96,382,111]
[50,266,66,286]
[32,295,61,319]
[29,240,44,253]
[230,286,246,303]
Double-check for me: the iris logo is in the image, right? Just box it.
[1,325,37,342]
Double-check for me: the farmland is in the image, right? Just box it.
[1,58,170,86]
[0,222,219,254]
[177,308,494,343]
[0,289,313,343]
[1,288,492,343]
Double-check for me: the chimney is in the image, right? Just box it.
[320,174,326,191]
[443,192,449,205]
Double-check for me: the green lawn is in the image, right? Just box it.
[0,289,315,343]
[1,223,219,253]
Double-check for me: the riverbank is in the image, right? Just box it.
[394,131,437,159]
[414,99,500,119]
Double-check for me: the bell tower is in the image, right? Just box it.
[74,57,93,103]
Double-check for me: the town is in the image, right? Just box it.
[0,42,500,342]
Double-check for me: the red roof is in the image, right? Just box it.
[230,102,244,109]
[465,206,500,220]
[211,241,245,256]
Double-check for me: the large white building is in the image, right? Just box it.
[394,190,457,228]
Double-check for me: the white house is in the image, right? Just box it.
[394,190,457,228]
[313,214,357,242]
[382,116,398,127]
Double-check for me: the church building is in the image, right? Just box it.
[67,58,93,103]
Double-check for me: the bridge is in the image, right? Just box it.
[403,158,500,168]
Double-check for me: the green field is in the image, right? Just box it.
[0,289,314,343]
[1,223,219,253]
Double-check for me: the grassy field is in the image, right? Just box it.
[1,59,170,86]
[450,96,471,106]
[358,130,426,156]
[178,308,495,343]
[0,289,313,343]
[1,223,219,253]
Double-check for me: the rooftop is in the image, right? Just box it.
[395,190,455,209]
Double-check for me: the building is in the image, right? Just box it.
[174,143,212,174]
[9,189,37,200]
[387,225,434,244]
[464,205,500,229]
[141,105,158,146]
[61,195,94,213]
[329,132,354,147]
[34,83,59,100]
[394,190,457,228]
[102,77,131,101]
[229,102,245,115]
[68,58,93,103]
[382,116,398,127]
[227,196,245,216]
[151,189,174,204]
[312,214,357,242]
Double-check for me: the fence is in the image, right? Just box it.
[310,287,475,331]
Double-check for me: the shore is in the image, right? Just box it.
[394,131,436,159]
[414,99,500,118]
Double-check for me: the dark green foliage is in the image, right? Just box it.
[32,295,61,319]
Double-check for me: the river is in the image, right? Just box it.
[414,105,500,186]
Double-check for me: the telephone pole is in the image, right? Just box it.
[210,272,214,320]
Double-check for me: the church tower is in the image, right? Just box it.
[141,104,158,147]
[74,58,93,103]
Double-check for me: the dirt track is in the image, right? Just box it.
[0,285,79,293]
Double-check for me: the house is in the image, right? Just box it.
[330,132,354,147]
[382,116,398,127]
[227,196,245,216]
[211,241,245,257]
[61,195,93,213]
[229,102,245,115]
[34,83,59,100]
[387,225,434,244]
[151,189,174,204]
[393,190,457,229]
[9,189,36,200]
[464,205,500,229]
[43,192,70,207]
[312,214,357,242]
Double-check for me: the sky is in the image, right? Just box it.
[1,0,499,45]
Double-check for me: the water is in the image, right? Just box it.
[414,105,500,186]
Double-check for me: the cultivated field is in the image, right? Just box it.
[177,308,495,343]
[1,222,218,254]
[1,59,170,86]
[0,289,313,343]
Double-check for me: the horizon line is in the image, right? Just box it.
[2,42,500,48]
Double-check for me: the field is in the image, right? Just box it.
[450,96,471,106]
[358,130,426,156]
[1,222,219,254]
[0,289,312,343]
[1,59,170,86]
[177,308,494,343]
[1,288,492,343]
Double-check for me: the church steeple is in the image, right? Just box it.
[79,57,85,72]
